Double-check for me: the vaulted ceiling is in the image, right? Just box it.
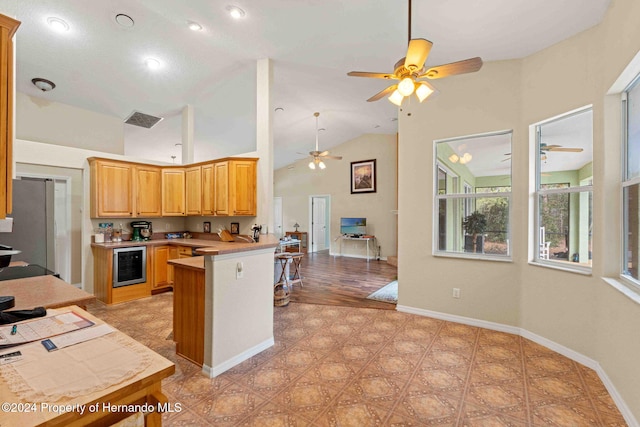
[1,0,610,169]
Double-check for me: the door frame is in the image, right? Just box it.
[308,195,331,253]
[273,196,283,239]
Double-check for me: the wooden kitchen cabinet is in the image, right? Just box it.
[162,168,186,216]
[89,158,134,218]
[214,159,257,216]
[0,15,19,220]
[201,162,215,215]
[185,165,202,215]
[135,165,162,217]
[153,245,177,290]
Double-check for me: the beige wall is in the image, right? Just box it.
[398,0,640,421]
[16,93,124,153]
[274,133,397,258]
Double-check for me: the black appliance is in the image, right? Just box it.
[113,246,147,287]
[0,264,58,281]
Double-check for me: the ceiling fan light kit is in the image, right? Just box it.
[347,0,483,107]
[305,112,342,170]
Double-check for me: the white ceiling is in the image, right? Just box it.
[1,0,610,169]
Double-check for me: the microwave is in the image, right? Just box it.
[113,246,147,288]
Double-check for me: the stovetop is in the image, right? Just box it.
[0,265,58,281]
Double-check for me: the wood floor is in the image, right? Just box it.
[286,250,397,310]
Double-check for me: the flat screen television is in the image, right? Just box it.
[340,217,366,235]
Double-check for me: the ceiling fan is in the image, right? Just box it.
[502,144,584,161]
[347,0,483,106]
[298,112,342,170]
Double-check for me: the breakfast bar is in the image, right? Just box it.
[169,235,280,377]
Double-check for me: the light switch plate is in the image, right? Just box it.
[236,262,244,279]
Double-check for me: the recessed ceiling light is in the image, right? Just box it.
[145,58,161,70]
[46,17,69,32]
[187,21,203,31]
[226,5,246,19]
[115,14,135,28]
[31,78,56,92]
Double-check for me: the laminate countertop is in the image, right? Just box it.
[0,275,96,310]
[168,256,205,271]
[92,235,281,256]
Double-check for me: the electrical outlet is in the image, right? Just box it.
[236,262,244,279]
[452,288,461,298]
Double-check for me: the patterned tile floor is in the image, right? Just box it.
[86,293,628,426]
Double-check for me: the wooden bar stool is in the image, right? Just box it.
[288,252,304,288]
[274,253,292,287]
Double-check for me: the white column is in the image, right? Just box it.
[255,58,274,233]
[181,104,194,164]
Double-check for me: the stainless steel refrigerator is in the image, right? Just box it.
[0,178,55,271]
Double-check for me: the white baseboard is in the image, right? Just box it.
[328,252,385,261]
[202,337,275,378]
[395,304,638,427]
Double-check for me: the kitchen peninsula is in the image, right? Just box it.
[169,235,279,377]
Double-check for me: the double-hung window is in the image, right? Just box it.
[434,131,512,259]
[534,107,593,272]
[623,78,640,286]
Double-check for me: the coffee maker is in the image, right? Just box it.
[130,221,153,241]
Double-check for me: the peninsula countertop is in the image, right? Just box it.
[0,274,96,310]
[91,234,281,256]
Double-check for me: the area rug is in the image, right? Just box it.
[366,280,398,304]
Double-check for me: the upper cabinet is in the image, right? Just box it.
[162,168,185,216]
[185,165,202,215]
[90,159,134,218]
[214,159,257,216]
[201,163,215,215]
[135,165,162,217]
[0,15,20,220]
[89,157,257,218]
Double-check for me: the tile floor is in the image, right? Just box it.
[86,293,628,426]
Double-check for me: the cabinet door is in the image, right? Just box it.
[0,16,19,219]
[153,246,170,289]
[213,161,229,216]
[230,160,257,216]
[162,169,186,216]
[135,165,162,217]
[185,166,202,215]
[91,160,134,218]
[201,163,215,215]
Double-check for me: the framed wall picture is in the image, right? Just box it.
[203,221,211,233]
[351,159,376,194]
[230,222,240,234]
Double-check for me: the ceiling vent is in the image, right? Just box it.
[124,111,163,129]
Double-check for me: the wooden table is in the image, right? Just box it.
[0,275,96,310]
[0,306,175,426]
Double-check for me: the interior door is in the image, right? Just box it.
[273,197,283,238]
[312,197,327,252]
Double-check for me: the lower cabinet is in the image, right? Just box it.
[153,245,178,290]
[172,263,205,366]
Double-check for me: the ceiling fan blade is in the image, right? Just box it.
[420,57,483,79]
[501,157,511,162]
[347,71,397,80]
[324,155,342,160]
[546,147,584,152]
[367,85,398,102]
[404,38,432,71]
[318,150,329,157]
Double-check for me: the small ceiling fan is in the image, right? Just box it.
[502,144,584,161]
[347,0,483,106]
[298,112,342,170]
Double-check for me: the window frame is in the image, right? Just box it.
[433,130,513,261]
[621,79,640,290]
[532,106,593,274]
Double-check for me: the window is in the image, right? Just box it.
[534,108,593,271]
[434,131,512,258]
[623,77,640,286]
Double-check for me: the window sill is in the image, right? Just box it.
[602,277,640,305]
[434,252,512,263]
[528,260,592,276]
